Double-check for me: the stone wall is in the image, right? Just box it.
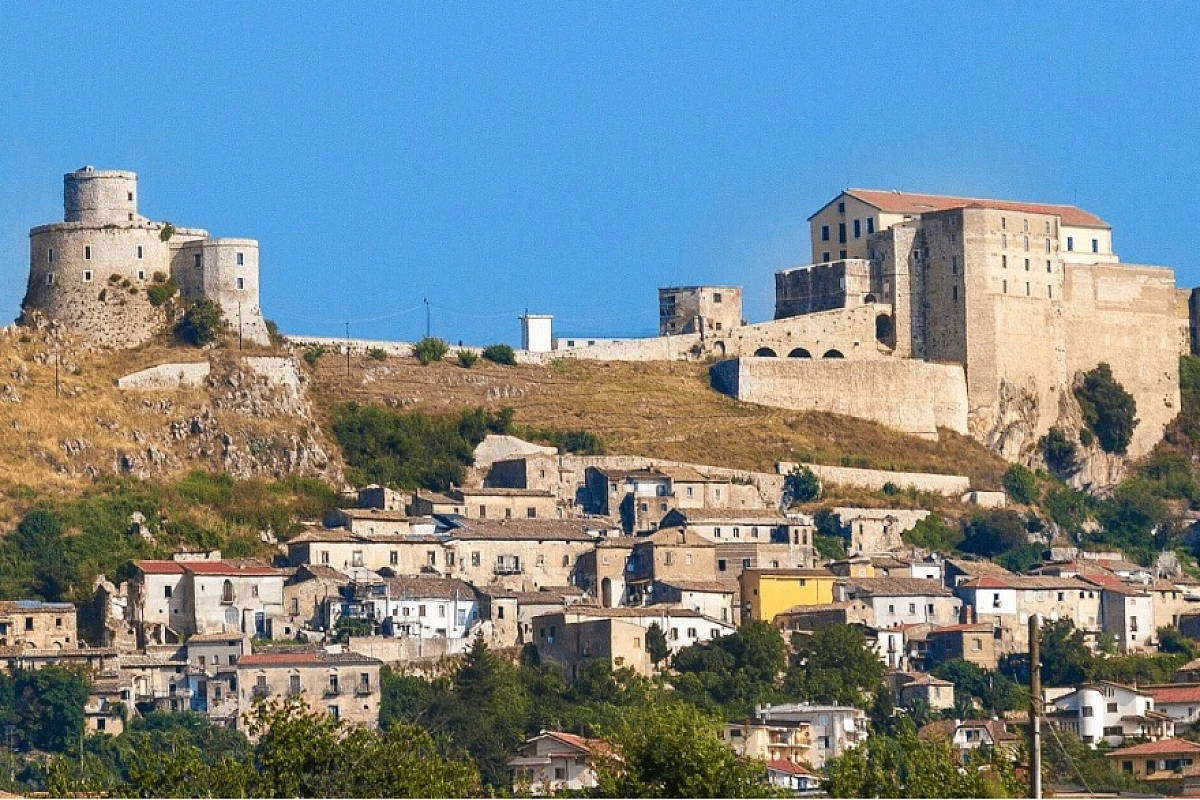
[711,357,968,440]
[117,362,211,390]
[775,462,971,495]
[774,259,872,318]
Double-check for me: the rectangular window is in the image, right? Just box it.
[237,277,244,290]
[1002,255,1007,269]
[1045,220,1051,234]
[837,201,845,213]
[742,558,751,569]
[712,292,722,303]
[838,223,846,244]
[1092,238,1099,253]
[718,559,726,571]
[1046,260,1052,272]
[821,251,830,263]
[194,253,202,268]
[164,586,173,599]
[1001,217,1007,230]
[821,225,830,242]
[1023,219,1030,233]
[1001,234,1007,248]
[867,218,875,234]
[853,219,861,238]
[1046,238,1052,253]
[1026,282,1031,296]
[526,506,536,518]
[1108,702,1118,713]
[839,249,846,259]
[1067,236,1074,251]
[1048,285,1053,299]
[236,252,244,266]
[952,285,958,301]
[1082,706,1094,717]
[137,245,144,259]
[505,508,513,519]
[1025,258,1030,271]
[83,270,92,282]
[427,551,437,566]
[478,505,486,518]
[47,248,54,263]
[1024,236,1030,251]
[389,551,398,565]
[84,246,92,260]
[137,270,145,280]
[1003,280,1007,294]
[472,552,481,567]
[951,256,957,275]
[352,550,363,567]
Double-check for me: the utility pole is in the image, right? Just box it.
[1029,613,1042,800]
[345,322,350,379]
[423,298,430,338]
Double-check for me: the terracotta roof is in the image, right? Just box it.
[945,558,1015,577]
[842,577,953,597]
[656,579,737,594]
[446,518,594,542]
[918,718,1018,743]
[766,759,814,776]
[1105,737,1200,758]
[386,576,476,601]
[544,731,605,754]
[834,188,1109,229]
[959,575,1012,589]
[137,560,185,575]
[1080,573,1146,596]
[182,561,280,577]
[928,623,994,635]
[1148,684,1200,704]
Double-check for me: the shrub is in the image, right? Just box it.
[457,351,479,368]
[146,278,178,307]
[1079,428,1094,447]
[265,319,284,347]
[904,514,963,553]
[881,481,900,496]
[1002,464,1039,505]
[159,222,175,242]
[173,299,227,346]
[413,336,449,365]
[108,273,121,284]
[152,271,168,284]
[481,344,517,366]
[783,467,821,504]
[519,426,604,454]
[1075,363,1138,455]
[960,509,1028,558]
[367,348,388,361]
[303,345,327,367]
[1040,427,1078,476]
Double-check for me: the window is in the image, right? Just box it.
[504,507,512,519]
[352,550,364,567]
[1067,236,1074,251]
[992,593,1002,609]
[733,527,740,538]
[164,586,173,599]
[83,270,92,282]
[290,597,300,615]
[252,585,259,598]
[952,285,958,301]
[713,527,721,538]
[1003,280,1007,294]
[426,551,437,567]
[1001,234,1007,248]
[479,505,487,518]
[320,551,329,565]
[236,252,244,266]
[84,245,92,260]
[438,605,446,617]
[47,248,54,263]
[137,269,145,280]
[24,617,33,631]
[1045,238,1051,253]
[389,550,398,565]
[237,277,244,290]
[1058,592,1064,601]
[137,246,143,259]
[221,580,234,603]
[837,201,845,213]
[1026,282,1031,296]
[839,249,846,259]
[821,251,830,262]
[665,552,674,566]
[908,603,916,614]
[1092,238,1099,253]
[713,292,722,303]
[867,218,875,234]
[554,767,566,781]
[821,225,830,241]
[1046,260,1052,273]
[1023,236,1030,251]
[1108,702,1118,713]
[471,552,481,567]
[670,628,679,640]
[717,559,727,572]
[1001,217,1007,230]
[687,627,697,638]
[853,219,861,238]
[972,638,982,651]
[194,253,201,268]
[838,223,846,244]
[951,256,957,274]
[1002,255,1007,269]
[1082,706,1094,717]
[742,558,751,569]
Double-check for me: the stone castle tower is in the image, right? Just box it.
[22,166,270,348]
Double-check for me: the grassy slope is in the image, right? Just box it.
[308,353,1008,490]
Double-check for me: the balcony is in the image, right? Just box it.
[252,685,270,700]
[355,683,372,696]
[324,685,342,697]
[493,565,523,576]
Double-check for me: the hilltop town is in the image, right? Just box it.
[4,167,1200,796]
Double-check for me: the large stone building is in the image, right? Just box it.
[21,166,270,348]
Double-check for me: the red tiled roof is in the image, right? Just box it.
[766,759,814,776]
[928,623,994,635]
[137,560,185,575]
[837,189,1109,228]
[238,652,321,666]
[960,575,1012,589]
[547,731,604,753]
[1148,685,1200,705]
[1105,737,1200,758]
[182,561,280,577]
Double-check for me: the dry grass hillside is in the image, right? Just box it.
[308,351,1008,490]
[0,324,337,522]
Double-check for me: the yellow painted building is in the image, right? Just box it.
[739,569,838,622]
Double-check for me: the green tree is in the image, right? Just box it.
[173,299,228,346]
[1158,625,1198,659]
[785,624,885,708]
[1002,464,1039,505]
[930,659,1026,715]
[960,510,1028,559]
[1039,618,1095,687]
[412,336,449,365]
[480,344,517,365]
[671,622,786,719]
[1040,427,1079,476]
[646,622,669,665]
[813,508,847,559]
[592,699,776,798]
[903,514,963,553]
[12,666,90,753]
[783,467,821,505]
[1075,363,1138,454]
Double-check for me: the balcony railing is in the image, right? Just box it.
[324,685,342,697]
[493,565,523,575]
[252,685,270,699]
[355,683,372,696]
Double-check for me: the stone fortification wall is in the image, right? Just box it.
[775,259,872,318]
[116,362,211,390]
[712,357,968,440]
[63,168,140,225]
[717,304,885,360]
[775,461,971,495]
[1063,263,1184,459]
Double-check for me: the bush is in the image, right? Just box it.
[1079,428,1094,447]
[457,350,478,368]
[519,426,604,454]
[413,336,449,365]
[1075,363,1138,454]
[303,345,327,367]
[1002,464,1038,505]
[960,509,1028,558]
[481,344,517,366]
[173,299,227,347]
[265,319,284,347]
[903,514,963,553]
[367,348,388,361]
[146,278,178,306]
[784,467,821,504]
[1040,427,1078,476]
[159,222,175,242]
[881,481,900,496]
[152,271,168,284]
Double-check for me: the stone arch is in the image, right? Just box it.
[712,340,726,357]
[864,293,877,304]
[753,347,778,357]
[787,347,812,358]
[822,349,845,359]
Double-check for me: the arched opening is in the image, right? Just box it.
[601,577,613,608]
[753,347,778,357]
[787,348,812,358]
[712,340,726,357]
[875,313,895,348]
[222,579,235,603]
[863,293,877,304]
[823,349,845,359]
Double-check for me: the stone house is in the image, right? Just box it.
[85,677,127,736]
[1049,681,1174,748]
[955,574,1101,654]
[576,538,636,608]
[1086,574,1155,653]
[835,577,960,630]
[442,518,596,592]
[943,558,1015,589]
[356,485,408,512]
[624,527,716,605]
[130,559,286,641]
[894,672,955,712]
[184,632,245,674]
[533,607,735,679]
[485,453,561,494]
[583,466,748,533]
[508,731,603,796]
[407,490,466,517]
[478,586,591,647]
[442,488,561,521]
[331,509,439,538]
[924,621,998,670]
[0,600,78,650]
[120,650,190,713]
[235,650,383,733]
[651,579,737,626]
[1106,738,1200,782]
[831,507,929,556]
[283,564,349,634]
[658,285,743,336]
[338,575,479,639]
[656,508,804,546]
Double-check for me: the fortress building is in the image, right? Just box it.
[21,167,270,348]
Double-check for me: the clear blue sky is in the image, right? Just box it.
[1,5,1197,343]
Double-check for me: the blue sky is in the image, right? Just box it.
[1,4,1197,343]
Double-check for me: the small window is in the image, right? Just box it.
[1023,219,1030,233]
[164,586,173,599]
[867,217,875,234]
[137,270,145,280]
[47,248,54,263]
[1045,238,1051,253]
[1001,255,1007,269]
[742,558,751,569]
[1001,217,1007,229]
[821,225,830,241]
[83,270,92,282]
[712,292,722,303]
[1003,279,1007,294]
[837,201,845,213]
[84,246,92,260]
[1026,282,1031,296]
[718,559,727,571]
[389,551,398,565]
[1092,238,1100,253]
[1045,220,1051,234]
[838,223,846,244]
[1067,236,1074,251]
[952,285,958,301]
[1025,258,1030,271]
[236,252,244,266]
[821,251,830,262]
[1001,234,1007,248]
[951,256,957,274]
[1046,260,1052,273]
[137,246,144,259]
[237,277,244,290]
[504,507,513,519]
[194,253,202,268]
[1023,236,1029,250]
[839,249,846,259]
[1048,285,1053,299]
[853,219,861,239]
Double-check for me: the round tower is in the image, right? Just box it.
[63,166,141,225]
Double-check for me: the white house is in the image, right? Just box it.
[1049,681,1175,748]
[341,576,480,639]
[1147,684,1200,725]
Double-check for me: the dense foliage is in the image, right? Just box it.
[480,344,517,366]
[1075,363,1138,455]
[1039,427,1078,476]
[518,426,606,454]
[412,336,450,365]
[173,299,228,346]
[783,466,821,504]
[330,404,514,491]
[1002,464,1038,505]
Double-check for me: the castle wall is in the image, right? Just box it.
[710,357,968,439]
[721,304,885,359]
[658,286,742,335]
[775,259,872,319]
[63,168,140,225]
[775,461,971,495]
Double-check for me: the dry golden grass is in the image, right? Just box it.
[309,352,1008,490]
